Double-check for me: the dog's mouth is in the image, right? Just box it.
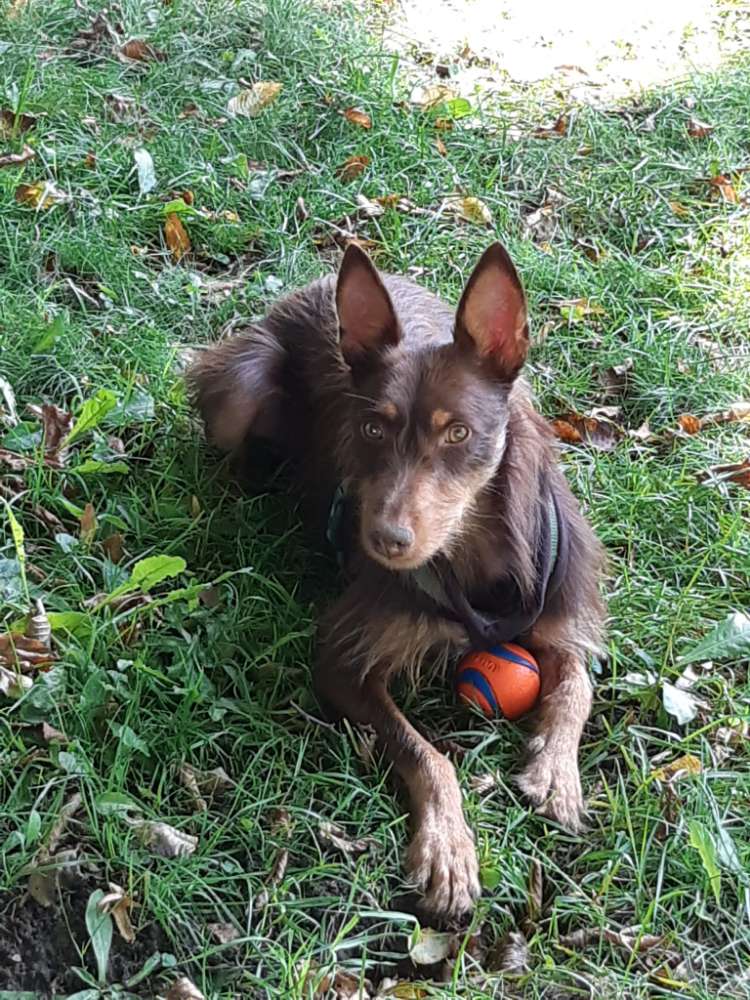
[360,524,441,572]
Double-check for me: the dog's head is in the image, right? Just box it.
[337,242,530,571]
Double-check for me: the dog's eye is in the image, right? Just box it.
[444,423,470,444]
[362,421,384,441]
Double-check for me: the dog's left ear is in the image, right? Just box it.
[336,243,400,366]
[454,243,529,381]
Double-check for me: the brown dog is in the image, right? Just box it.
[188,243,605,920]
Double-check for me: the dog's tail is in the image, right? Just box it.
[186,324,287,453]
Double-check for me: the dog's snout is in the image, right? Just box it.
[371,523,415,560]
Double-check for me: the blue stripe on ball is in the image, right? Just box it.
[487,645,539,674]
[456,667,499,712]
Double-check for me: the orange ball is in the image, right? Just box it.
[456,643,540,720]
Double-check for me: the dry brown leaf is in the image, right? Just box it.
[103,532,124,564]
[165,213,191,261]
[321,969,369,999]
[337,154,370,182]
[0,664,33,698]
[26,402,73,466]
[105,93,139,122]
[559,924,666,954]
[700,458,750,490]
[687,118,715,139]
[601,357,633,397]
[0,144,35,169]
[0,108,37,135]
[442,195,493,225]
[701,401,750,427]
[708,174,739,204]
[80,502,97,545]
[318,820,374,856]
[0,633,56,671]
[534,114,569,138]
[15,181,67,209]
[208,922,241,945]
[27,849,79,907]
[24,598,51,648]
[41,721,69,743]
[669,201,689,217]
[487,930,530,974]
[678,413,701,435]
[0,448,32,471]
[652,754,702,782]
[166,977,205,1000]
[526,858,543,928]
[120,38,167,63]
[131,819,198,858]
[551,410,622,451]
[435,137,447,156]
[99,882,136,943]
[343,107,372,129]
[410,83,456,109]
[179,763,233,808]
[269,806,293,836]
[227,82,282,117]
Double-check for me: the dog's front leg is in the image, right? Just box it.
[315,605,480,920]
[515,648,592,832]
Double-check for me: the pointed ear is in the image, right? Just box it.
[454,243,529,380]
[336,243,400,365]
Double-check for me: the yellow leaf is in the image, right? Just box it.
[652,754,702,782]
[443,195,493,225]
[227,82,282,118]
[164,213,191,261]
[669,201,689,216]
[15,181,67,209]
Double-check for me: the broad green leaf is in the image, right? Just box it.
[1,421,41,452]
[66,389,117,446]
[162,198,194,216]
[9,610,90,637]
[480,864,502,890]
[130,554,186,592]
[0,557,25,602]
[85,889,113,986]
[441,97,472,119]
[689,819,721,905]
[680,612,750,665]
[95,791,139,816]
[33,312,66,353]
[124,951,162,987]
[75,460,130,475]
[111,721,150,755]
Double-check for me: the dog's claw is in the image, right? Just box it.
[406,809,481,920]
[515,752,586,832]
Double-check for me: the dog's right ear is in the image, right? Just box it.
[336,243,400,366]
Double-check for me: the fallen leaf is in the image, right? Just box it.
[557,297,606,321]
[0,108,37,134]
[208,922,241,945]
[105,93,139,122]
[700,401,750,427]
[558,925,666,954]
[669,201,690,217]
[701,458,750,489]
[41,721,68,743]
[269,807,292,836]
[27,848,79,907]
[69,10,121,54]
[337,154,370,182]
[0,664,33,697]
[374,981,426,999]
[166,977,205,1000]
[442,195,493,225]
[165,213,191,261]
[679,611,750,664]
[133,147,157,194]
[409,927,454,965]
[526,858,543,928]
[84,151,97,169]
[487,930,529,974]
[688,820,721,904]
[601,357,633,397]
[678,414,701,434]
[410,83,456,109]
[15,181,67,209]
[534,114,568,138]
[343,107,372,129]
[120,39,167,63]
[24,598,51,647]
[652,754,702,783]
[103,533,125,564]
[0,633,56,670]
[27,402,73,466]
[0,144,35,169]
[318,820,374,856]
[227,82,282,117]
[435,137,448,158]
[712,718,749,763]
[99,882,136,943]
[708,174,739,204]
[687,118,715,139]
[551,410,622,451]
[80,502,97,545]
[662,681,699,725]
[132,819,197,858]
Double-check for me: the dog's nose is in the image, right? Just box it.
[371,524,415,559]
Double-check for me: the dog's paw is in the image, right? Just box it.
[406,810,481,920]
[515,753,585,833]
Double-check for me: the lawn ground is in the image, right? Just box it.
[1,1,749,997]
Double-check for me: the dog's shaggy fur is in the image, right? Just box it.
[188,243,605,920]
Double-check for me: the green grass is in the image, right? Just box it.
[1,0,749,997]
